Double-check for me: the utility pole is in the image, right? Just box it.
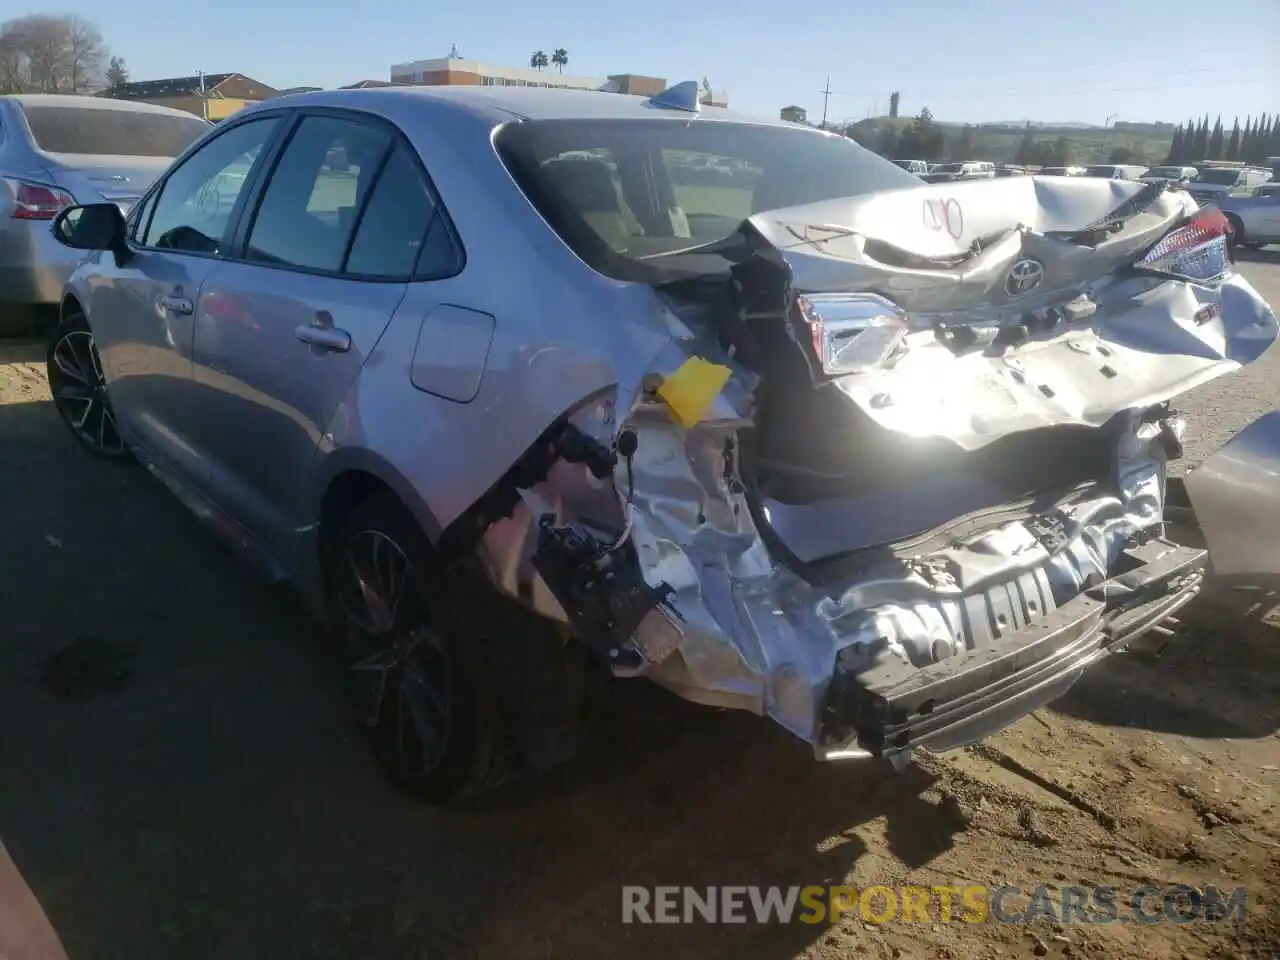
[197,69,207,121]
[820,75,832,129]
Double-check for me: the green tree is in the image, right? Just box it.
[551,48,568,73]
[1109,143,1141,164]
[877,127,900,159]
[950,124,975,161]
[1182,116,1203,161]
[529,50,548,71]
[1052,135,1072,166]
[1225,117,1241,161]
[1028,140,1058,167]
[1165,125,1184,163]
[1208,115,1225,160]
[1014,123,1035,164]
[898,107,946,160]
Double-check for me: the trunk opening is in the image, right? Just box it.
[690,229,1126,576]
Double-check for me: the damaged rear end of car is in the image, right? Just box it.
[458,119,1279,769]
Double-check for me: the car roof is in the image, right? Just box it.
[0,92,205,120]
[254,85,795,129]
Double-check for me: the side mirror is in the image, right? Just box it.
[51,203,132,266]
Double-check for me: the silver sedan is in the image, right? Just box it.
[44,83,1280,807]
[1218,182,1280,249]
[0,94,209,330]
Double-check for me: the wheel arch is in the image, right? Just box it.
[60,292,84,321]
[314,447,445,550]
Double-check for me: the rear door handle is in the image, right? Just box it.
[160,296,193,316]
[294,324,351,353]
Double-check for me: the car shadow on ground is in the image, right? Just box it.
[1049,583,1280,741]
[0,393,969,960]
[1237,245,1280,266]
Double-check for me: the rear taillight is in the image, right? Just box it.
[792,293,908,377]
[2,177,75,220]
[1135,206,1233,284]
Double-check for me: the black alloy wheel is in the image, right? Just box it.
[328,494,506,806]
[46,311,128,459]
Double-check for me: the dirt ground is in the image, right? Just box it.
[1,254,1279,960]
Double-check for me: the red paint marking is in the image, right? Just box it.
[922,197,964,240]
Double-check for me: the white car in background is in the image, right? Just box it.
[1140,165,1198,184]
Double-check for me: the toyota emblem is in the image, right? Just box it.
[1005,258,1045,296]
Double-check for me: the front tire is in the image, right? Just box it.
[46,309,129,460]
[326,494,507,806]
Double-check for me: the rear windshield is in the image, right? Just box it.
[1084,166,1118,177]
[20,104,210,157]
[1195,169,1241,185]
[495,118,918,281]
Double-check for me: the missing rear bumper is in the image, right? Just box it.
[817,538,1207,761]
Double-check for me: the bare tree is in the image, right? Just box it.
[64,15,106,92]
[0,14,110,94]
[104,54,128,90]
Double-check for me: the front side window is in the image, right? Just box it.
[141,116,278,253]
[497,118,918,281]
[245,115,391,272]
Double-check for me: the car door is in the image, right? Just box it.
[88,114,283,483]
[1257,188,1280,239]
[190,110,455,560]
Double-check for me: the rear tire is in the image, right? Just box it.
[325,494,508,806]
[46,308,131,461]
[1224,214,1244,251]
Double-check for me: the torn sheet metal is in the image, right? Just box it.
[1184,409,1280,580]
[481,175,1278,759]
[625,397,1169,750]
[741,180,1277,452]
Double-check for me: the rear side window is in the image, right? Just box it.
[245,115,391,272]
[19,105,210,157]
[344,142,457,279]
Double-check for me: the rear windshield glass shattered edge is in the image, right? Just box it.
[21,105,209,157]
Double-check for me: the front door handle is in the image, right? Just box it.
[294,324,352,353]
[160,295,193,316]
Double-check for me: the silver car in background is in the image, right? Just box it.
[1217,182,1280,249]
[0,94,210,329]
[44,83,1280,807]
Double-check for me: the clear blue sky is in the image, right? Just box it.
[55,0,1280,125]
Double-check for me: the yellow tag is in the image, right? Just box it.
[655,356,732,428]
